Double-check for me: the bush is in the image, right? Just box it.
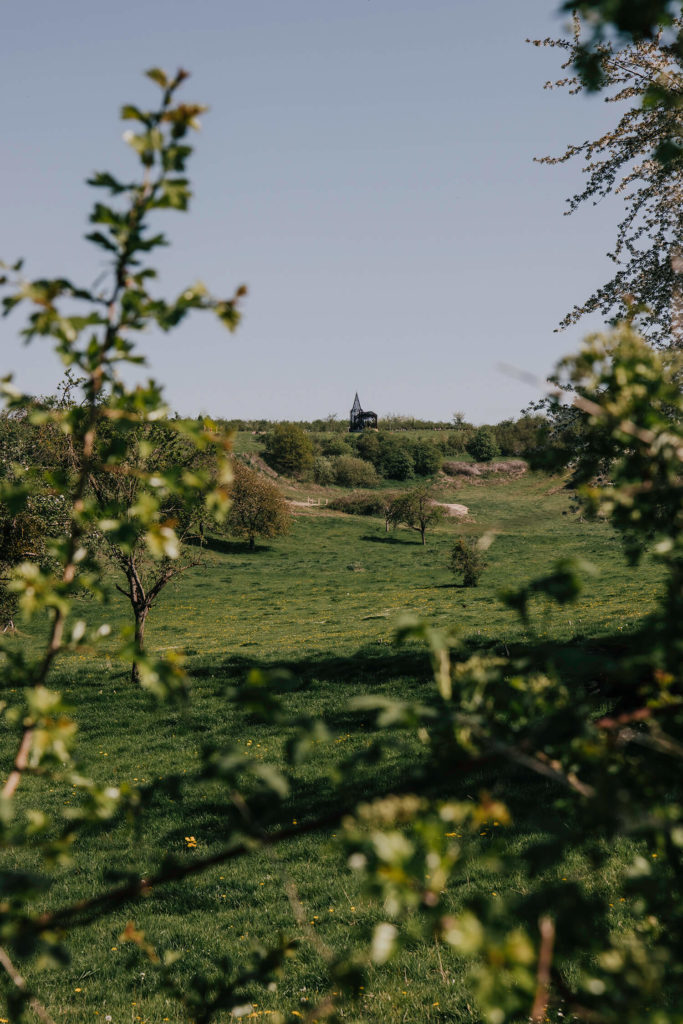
[328,491,386,516]
[264,423,314,476]
[440,429,474,455]
[449,536,487,586]
[332,454,378,487]
[353,431,383,467]
[412,439,442,476]
[380,440,414,480]
[313,456,335,485]
[465,426,500,462]
[320,435,351,457]
[493,415,546,457]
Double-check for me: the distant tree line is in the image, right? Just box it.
[260,415,552,482]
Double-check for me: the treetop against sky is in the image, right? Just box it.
[2,0,635,422]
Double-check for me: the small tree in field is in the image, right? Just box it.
[88,420,215,682]
[466,426,500,462]
[382,490,401,532]
[387,484,444,545]
[449,536,488,587]
[228,460,290,550]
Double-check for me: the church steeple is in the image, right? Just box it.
[349,393,377,432]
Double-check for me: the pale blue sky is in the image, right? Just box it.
[2,1,624,423]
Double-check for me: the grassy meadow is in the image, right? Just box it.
[1,464,664,1023]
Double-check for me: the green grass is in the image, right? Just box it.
[230,431,267,456]
[0,472,664,1022]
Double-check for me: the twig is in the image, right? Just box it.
[0,946,57,1024]
[38,756,492,932]
[2,728,34,800]
[530,916,555,1022]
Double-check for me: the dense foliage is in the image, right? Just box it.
[465,426,501,463]
[228,460,291,550]
[264,423,314,476]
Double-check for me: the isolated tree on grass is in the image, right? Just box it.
[88,421,216,682]
[382,491,401,533]
[449,536,488,587]
[228,460,290,551]
[387,485,444,545]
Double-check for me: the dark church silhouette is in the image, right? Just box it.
[349,393,378,432]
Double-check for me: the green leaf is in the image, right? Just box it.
[156,179,191,210]
[145,67,169,88]
[86,171,131,194]
[120,104,150,124]
[89,203,125,227]
[85,231,118,253]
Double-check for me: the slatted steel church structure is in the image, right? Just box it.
[349,393,378,432]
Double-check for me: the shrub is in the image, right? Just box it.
[412,439,442,476]
[320,435,351,457]
[332,454,378,487]
[381,440,414,480]
[328,491,386,516]
[449,536,487,586]
[313,456,335,485]
[493,415,546,457]
[440,429,474,455]
[354,431,383,467]
[465,426,500,462]
[264,422,314,476]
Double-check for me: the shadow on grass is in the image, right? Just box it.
[360,533,420,546]
[186,536,273,555]
[192,645,435,687]
[187,622,657,713]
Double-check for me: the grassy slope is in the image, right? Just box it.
[1,472,663,1022]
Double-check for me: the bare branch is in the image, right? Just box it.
[0,946,57,1024]
[2,728,34,800]
[530,916,555,1023]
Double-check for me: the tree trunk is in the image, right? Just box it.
[421,525,426,545]
[131,605,148,684]
[249,534,255,551]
